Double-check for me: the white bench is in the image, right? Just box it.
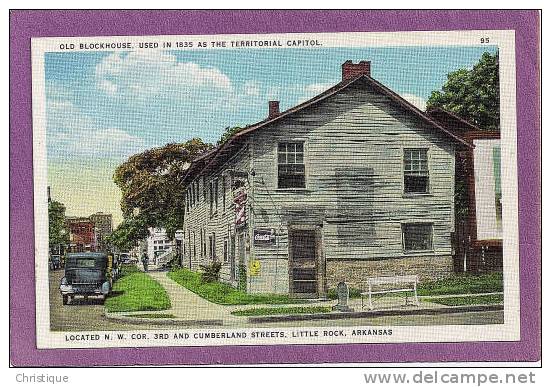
[361,275,420,310]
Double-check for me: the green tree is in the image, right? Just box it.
[427,52,499,131]
[107,217,148,252]
[217,126,245,145]
[113,138,213,245]
[48,200,68,251]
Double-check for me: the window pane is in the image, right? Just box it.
[403,224,433,251]
[292,152,297,164]
[278,142,305,188]
[404,149,428,192]
[404,175,429,193]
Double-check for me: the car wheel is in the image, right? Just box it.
[62,295,69,305]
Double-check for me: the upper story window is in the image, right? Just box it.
[278,142,305,189]
[403,148,429,194]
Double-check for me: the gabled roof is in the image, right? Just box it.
[426,107,481,134]
[183,74,473,183]
[426,107,500,142]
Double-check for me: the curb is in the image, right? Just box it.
[104,312,224,327]
[246,304,504,323]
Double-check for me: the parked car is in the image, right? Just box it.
[119,252,132,264]
[49,254,62,270]
[59,252,111,305]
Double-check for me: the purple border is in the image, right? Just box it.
[9,10,541,366]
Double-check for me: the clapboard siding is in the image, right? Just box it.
[182,145,250,285]
[250,80,455,265]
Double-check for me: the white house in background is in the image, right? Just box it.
[145,228,185,265]
[146,228,173,263]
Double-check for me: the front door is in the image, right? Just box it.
[289,229,318,298]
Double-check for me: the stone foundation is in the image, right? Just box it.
[326,255,454,290]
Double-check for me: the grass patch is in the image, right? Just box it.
[119,263,140,275]
[128,313,176,319]
[418,272,503,296]
[232,306,332,316]
[168,268,304,305]
[105,265,171,313]
[428,294,504,306]
[327,272,503,299]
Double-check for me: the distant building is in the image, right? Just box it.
[146,228,173,264]
[89,212,113,252]
[66,217,96,252]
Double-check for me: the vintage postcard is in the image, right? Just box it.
[31,29,520,351]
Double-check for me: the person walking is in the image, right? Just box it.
[141,252,149,272]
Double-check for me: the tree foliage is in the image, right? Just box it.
[48,200,68,248]
[427,52,500,131]
[112,139,213,245]
[217,126,245,146]
[107,216,149,251]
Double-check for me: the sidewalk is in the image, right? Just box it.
[146,270,238,323]
[107,265,503,326]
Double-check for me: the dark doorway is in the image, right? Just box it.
[288,229,319,298]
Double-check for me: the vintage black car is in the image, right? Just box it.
[119,252,132,264]
[60,252,111,305]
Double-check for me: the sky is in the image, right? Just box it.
[45,45,498,226]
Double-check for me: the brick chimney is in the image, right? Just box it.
[268,101,280,119]
[342,60,371,81]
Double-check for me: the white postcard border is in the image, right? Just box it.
[31,29,519,349]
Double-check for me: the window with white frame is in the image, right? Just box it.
[403,148,429,194]
[278,142,305,188]
[402,223,433,252]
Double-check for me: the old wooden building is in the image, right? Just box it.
[181,60,471,298]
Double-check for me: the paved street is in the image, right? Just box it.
[249,310,504,328]
[48,269,171,331]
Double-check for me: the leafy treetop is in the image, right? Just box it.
[112,138,213,244]
[427,52,499,131]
